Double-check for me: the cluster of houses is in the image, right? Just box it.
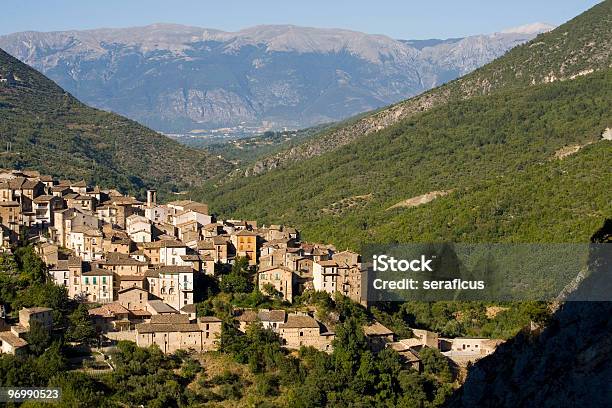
[0,168,504,366]
[0,169,364,354]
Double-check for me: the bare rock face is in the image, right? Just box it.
[0,24,548,133]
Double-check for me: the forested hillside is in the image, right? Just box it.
[0,49,230,195]
[192,69,611,248]
[245,1,611,175]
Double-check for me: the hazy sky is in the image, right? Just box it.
[0,1,602,39]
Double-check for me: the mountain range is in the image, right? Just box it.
[0,23,553,133]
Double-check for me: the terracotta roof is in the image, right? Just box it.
[118,286,148,294]
[181,254,202,261]
[236,310,258,322]
[259,265,294,274]
[197,240,214,250]
[280,314,320,329]
[71,180,87,188]
[212,236,229,245]
[88,303,129,318]
[129,309,152,317]
[0,331,28,348]
[51,257,82,270]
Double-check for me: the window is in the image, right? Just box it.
[93,277,97,285]
[84,277,89,285]
[102,277,107,284]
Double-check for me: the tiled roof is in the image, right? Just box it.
[156,265,193,274]
[258,309,286,322]
[280,314,320,329]
[146,300,177,314]
[199,316,222,323]
[88,302,129,317]
[82,268,114,276]
[363,321,394,336]
[0,331,28,348]
[150,314,190,325]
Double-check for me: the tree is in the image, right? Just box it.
[24,320,51,355]
[66,304,96,343]
[419,347,452,382]
[219,257,253,293]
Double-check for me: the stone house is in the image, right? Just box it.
[19,307,53,330]
[148,266,197,311]
[236,309,287,333]
[0,200,21,239]
[48,257,83,298]
[363,321,396,352]
[135,314,221,354]
[258,265,295,302]
[313,260,339,294]
[231,229,258,265]
[0,331,28,355]
[81,268,114,303]
[278,314,334,352]
[117,286,149,311]
[32,195,64,227]
[387,342,422,371]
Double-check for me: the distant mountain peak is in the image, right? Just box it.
[500,22,555,35]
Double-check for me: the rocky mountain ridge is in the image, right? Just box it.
[0,23,552,133]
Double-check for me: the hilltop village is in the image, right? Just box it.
[0,168,503,369]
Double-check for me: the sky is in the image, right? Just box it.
[0,1,602,39]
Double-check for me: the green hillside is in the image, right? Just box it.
[192,68,611,248]
[0,48,231,195]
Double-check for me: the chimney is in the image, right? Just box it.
[146,189,157,207]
